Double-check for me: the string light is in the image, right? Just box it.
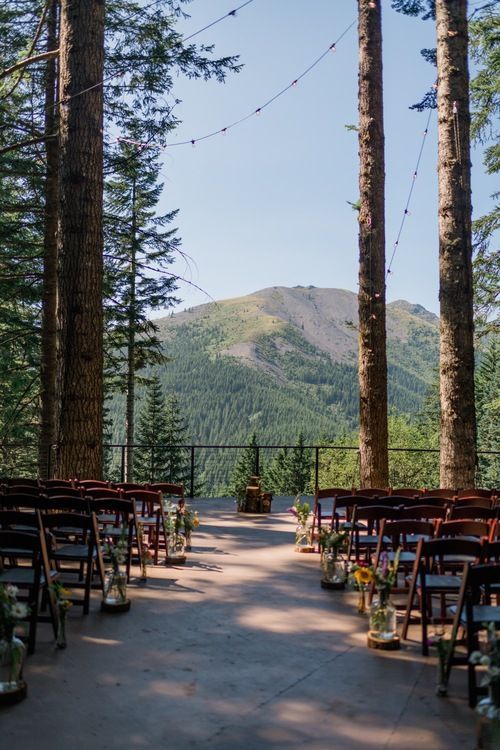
[114,19,356,153]
[183,0,256,42]
[386,106,433,279]
[41,2,256,115]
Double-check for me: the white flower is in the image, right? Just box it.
[11,602,28,619]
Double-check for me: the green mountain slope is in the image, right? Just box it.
[149,286,439,445]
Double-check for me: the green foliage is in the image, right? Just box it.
[470,12,500,338]
[476,340,500,487]
[104,141,180,391]
[134,375,191,484]
[226,432,259,500]
[264,432,312,495]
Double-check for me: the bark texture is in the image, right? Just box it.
[39,0,59,478]
[125,179,137,482]
[357,0,388,487]
[56,0,104,478]
[435,0,476,488]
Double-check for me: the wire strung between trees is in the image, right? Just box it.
[386,107,434,279]
[43,0,257,113]
[116,18,357,152]
[184,0,256,42]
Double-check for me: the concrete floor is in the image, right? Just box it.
[2,497,476,750]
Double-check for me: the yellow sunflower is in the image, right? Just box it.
[354,567,373,586]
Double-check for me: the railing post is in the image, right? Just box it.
[120,446,126,483]
[190,446,195,498]
[315,446,319,489]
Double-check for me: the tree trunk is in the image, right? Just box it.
[56,0,104,479]
[357,0,388,488]
[125,179,137,482]
[39,0,59,479]
[435,0,476,488]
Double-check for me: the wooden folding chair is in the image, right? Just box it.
[401,536,483,655]
[445,563,500,706]
[0,527,59,653]
[40,512,104,614]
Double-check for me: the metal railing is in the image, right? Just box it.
[1,442,498,498]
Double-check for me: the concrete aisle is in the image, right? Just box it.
[2,498,475,750]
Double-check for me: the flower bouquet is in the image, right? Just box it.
[351,550,401,647]
[319,528,348,589]
[471,623,500,748]
[101,529,130,612]
[288,496,314,552]
[50,582,73,649]
[0,584,28,702]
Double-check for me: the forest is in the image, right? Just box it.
[0,1,498,495]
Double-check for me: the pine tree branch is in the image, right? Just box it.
[0,133,57,155]
[1,49,59,80]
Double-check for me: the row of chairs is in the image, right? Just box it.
[0,479,185,499]
[0,510,104,654]
[343,510,500,707]
[0,484,185,567]
[0,483,187,653]
[313,492,500,550]
[401,538,500,707]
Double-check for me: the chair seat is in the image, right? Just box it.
[424,573,462,590]
[388,550,415,564]
[53,544,95,560]
[0,567,57,586]
[472,605,500,623]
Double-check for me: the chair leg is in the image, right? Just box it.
[402,559,419,641]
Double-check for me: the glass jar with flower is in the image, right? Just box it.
[319,528,348,589]
[470,623,500,750]
[350,563,373,614]
[288,496,313,552]
[163,501,187,564]
[101,530,130,612]
[50,582,73,649]
[0,584,28,704]
[367,550,400,646]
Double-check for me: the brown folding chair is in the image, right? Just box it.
[87,497,139,581]
[311,488,351,550]
[401,536,483,655]
[40,512,104,614]
[124,489,165,564]
[444,563,500,706]
[348,505,402,562]
[0,527,59,653]
[447,505,497,522]
[400,505,448,522]
[370,518,436,603]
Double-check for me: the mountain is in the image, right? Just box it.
[146,286,439,446]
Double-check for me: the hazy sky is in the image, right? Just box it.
[153,0,496,317]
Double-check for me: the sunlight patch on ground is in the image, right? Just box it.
[237,605,354,634]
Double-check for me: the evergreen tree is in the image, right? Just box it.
[104,141,180,479]
[264,433,312,495]
[134,376,191,485]
[470,10,500,338]
[392,0,477,487]
[227,432,259,500]
[476,341,500,487]
[357,0,389,487]
[287,433,313,495]
[134,376,170,483]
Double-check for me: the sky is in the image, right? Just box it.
[152,0,497,317]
